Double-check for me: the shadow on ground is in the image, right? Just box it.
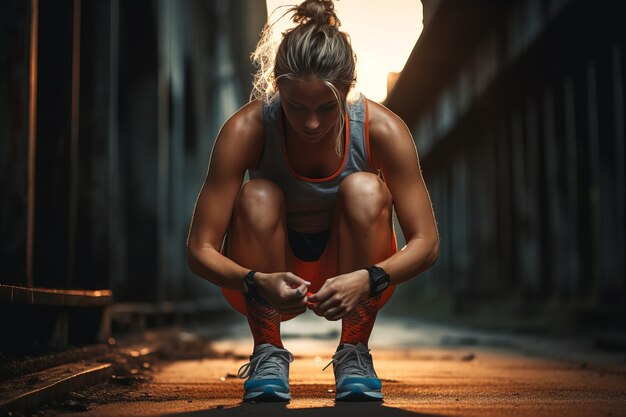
[165,402,444,417]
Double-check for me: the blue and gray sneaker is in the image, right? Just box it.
[237,343,293,402]
[323,342,383,401]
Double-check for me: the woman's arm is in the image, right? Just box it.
[186,101,265,291]
[307,99,440,320]
[187,100,310,313]
[367,98,440,285]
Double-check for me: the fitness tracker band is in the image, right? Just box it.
[242,270,270,305]
[365,265,390,297]
[242,270,257,296]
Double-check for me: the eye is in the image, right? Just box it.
[320,103,337,112]
[287,101,306,111]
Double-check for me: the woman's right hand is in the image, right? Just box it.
[254,272,310,314]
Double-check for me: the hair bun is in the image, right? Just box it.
[291,0,340,27]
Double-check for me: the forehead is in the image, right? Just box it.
[278,78,337,104]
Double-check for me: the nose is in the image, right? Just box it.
[304,112,320,131]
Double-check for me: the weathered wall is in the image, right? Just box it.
[385,0,625,328]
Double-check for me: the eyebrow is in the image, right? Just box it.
[287,99,337,107]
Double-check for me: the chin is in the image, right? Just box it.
[300,132,325,143]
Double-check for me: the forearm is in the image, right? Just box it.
[376,236,439,286]
[187,245,249,291]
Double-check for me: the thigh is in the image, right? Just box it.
[220,179,303,319]
[225,178,299,272]
[319,174,396,280]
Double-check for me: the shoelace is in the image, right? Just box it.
[322,344,372,377]
[237,348,294,380]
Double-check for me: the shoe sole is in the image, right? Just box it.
[336,383,383,402]
[244,385,290,402]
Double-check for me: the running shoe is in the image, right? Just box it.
[323,342,383,401]
[237,343,293,402]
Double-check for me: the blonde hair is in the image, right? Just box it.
[250,0,357,156]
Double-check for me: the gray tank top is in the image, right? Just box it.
[249,93,377,233]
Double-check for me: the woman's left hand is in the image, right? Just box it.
[308,269,370,321]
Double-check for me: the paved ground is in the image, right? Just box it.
[42,312,626,417]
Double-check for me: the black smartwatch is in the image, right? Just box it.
[242,270,257,296]
[365,265,390,297]
[242,270,270,305]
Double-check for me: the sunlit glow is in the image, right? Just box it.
[266,0,423,102]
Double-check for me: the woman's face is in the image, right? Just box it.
[278,78,342,144]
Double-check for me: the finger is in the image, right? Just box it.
[310,298,339,318]
[324,307,345,321]
[291,283,308,299]
[308,303,324,316]
[317,297,340,312]
[284,272,311,287]
[279,284,307,300]
[306,292,318,305]
[308,286,331,303]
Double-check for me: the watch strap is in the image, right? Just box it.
[365,265,390,297]
[242,270,269,306]
[242,270,256,294]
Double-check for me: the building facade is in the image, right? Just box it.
[385,0,625,327]
[0,0,266,352]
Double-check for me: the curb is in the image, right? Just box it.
[0,362,113,414]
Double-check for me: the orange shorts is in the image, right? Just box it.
[221,229,398,322]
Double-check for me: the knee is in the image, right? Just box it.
[233,179,284,231]
[337,172,392,226]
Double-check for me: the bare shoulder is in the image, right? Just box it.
[221,99,264,142]
[215,100,265,170]
[366,98,417,168]
[367,98,407,138]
